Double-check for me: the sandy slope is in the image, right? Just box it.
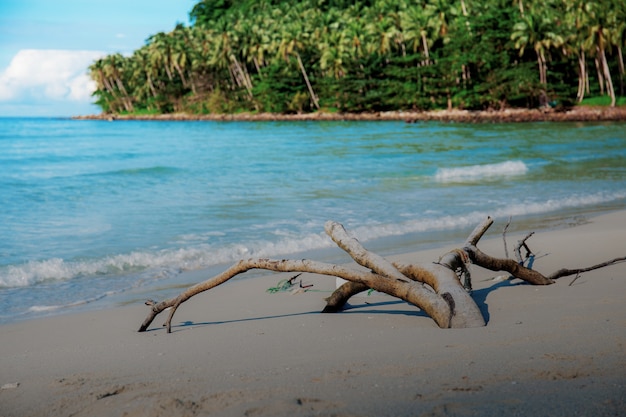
[1,211,625,416]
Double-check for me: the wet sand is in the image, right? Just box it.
[1,211,625,416]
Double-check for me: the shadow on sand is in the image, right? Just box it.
[148,279,527,333]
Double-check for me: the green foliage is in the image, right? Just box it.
[189,0,235,26]
[580,96,626,106]
[89,0,626,115]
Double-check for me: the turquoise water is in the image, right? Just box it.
[1,117,625,323]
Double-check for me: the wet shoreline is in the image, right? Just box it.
[73,106,626,123]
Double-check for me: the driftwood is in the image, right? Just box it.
[139,217,625,333]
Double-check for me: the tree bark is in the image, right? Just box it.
[295,52,320,110]
[577,51,586,102]
[599,46,616,107]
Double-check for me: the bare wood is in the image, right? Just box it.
[395,262,486,328]
[436,249,473,291]
[322,281,370,313]
[322,260,488,328]
[503,216,512,259]
[464,216,493,246]
[324,221,411,283]
[138,217,624,334]
[417,216,494,293]
[140,221,487,333]
[301,220,487,325]
[140,258,413,332]
[569,273,581,286]
[548,256,626,280]
[463,244,554,285]
[324,221,482,328]
[514,232,535,264]
[140,256,458,332]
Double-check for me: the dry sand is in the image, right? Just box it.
[1,211,625,417]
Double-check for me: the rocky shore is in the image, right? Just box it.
[73,106,626,123]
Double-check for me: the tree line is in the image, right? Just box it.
[89,0,626,115]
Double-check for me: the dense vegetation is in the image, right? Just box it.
[89,0,626,115]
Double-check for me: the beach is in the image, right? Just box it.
[1,210,624,417]
[72,105,626,123]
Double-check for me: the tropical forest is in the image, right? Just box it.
[88,0,626,115]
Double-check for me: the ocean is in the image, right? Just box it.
[1,117,625,324]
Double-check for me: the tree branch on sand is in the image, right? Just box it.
[139,217,625,333]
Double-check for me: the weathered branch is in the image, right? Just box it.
[514,232,535,264]
[502,216,512,258]
[140,221,490,333]
[322,281,370,313]
[140,258,412,332]
[138,217,624,334]
[324,221,411,283]
[463,244,554,285]
[394,262,485,328]
[464,216,493,246]
[548,256,626,280]
[324,221,483,328]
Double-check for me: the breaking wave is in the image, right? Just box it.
[2,190,623,290]
[435,160,528,182]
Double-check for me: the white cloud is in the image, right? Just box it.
[0,49,105,103]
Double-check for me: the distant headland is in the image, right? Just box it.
[84,1,626,120]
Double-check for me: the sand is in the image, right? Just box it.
[73,105,626,123]
[1,211,625,417]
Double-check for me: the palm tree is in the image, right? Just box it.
[132,47,158,100]
[563,0,593,102]
[89,58,118,112]
[147,32,174,82]
[277,19,320,110]
[319,27,349,79]
[169,24,194,92]
[511,5,563,88]
[616,36,626,96]
[577,1,616,106]
[400,5,434,64]
[103,54,134,112]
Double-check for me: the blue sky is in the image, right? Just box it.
[0,0,197,117]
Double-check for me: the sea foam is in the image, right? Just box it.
[0,233,333,289]
[3,190,623,290]
[435,160,528,182]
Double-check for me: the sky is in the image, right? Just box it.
[0,0,197,117]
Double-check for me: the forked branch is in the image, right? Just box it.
[138,217,624,333]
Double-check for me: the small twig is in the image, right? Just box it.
[549,256,626,280]
[569,273,581,286]
[502,216,512,259]
[514,232,535,264]
[266,274,303,293]
[288,273,302,285]
[299,279,314,289]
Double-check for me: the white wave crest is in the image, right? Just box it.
[0,232,334,289]
[351,191,626,241]
[435,160,528,182]
[1,190,623,289]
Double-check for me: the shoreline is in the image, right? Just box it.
[1,210,625,416]
[72,105,626,123]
